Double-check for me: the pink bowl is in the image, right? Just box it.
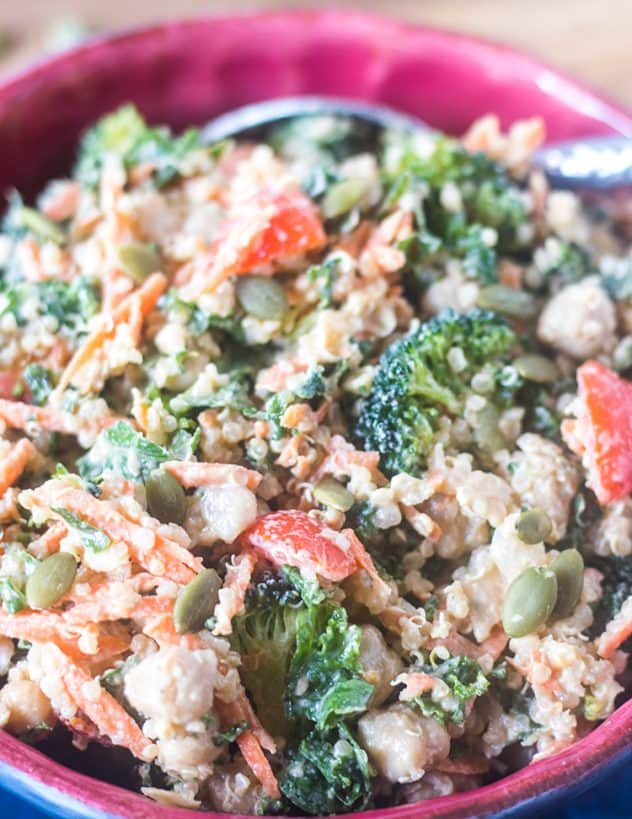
[0,9,630,818]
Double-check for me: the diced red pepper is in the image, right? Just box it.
[563,360,632,504]
[0,372,23,401]
[236,190,326,273]
[241,510,356,582]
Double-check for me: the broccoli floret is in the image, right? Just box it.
[383,133,527,264]
[355,309,517,476]
[230,573,304,737]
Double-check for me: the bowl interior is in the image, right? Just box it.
[0,9,630,201]
[0,9,630,819]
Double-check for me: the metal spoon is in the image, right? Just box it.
[201,95,632,190]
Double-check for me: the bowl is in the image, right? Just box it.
[0,9,630,819]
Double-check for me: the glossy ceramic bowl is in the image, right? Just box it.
[0,9,630,819]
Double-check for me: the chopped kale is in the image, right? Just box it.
[280,724,371,816]
[78,422,170,483]
[51,508,111,552]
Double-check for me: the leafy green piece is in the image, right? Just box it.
[383,132,526,255]
[261,366,327,439]
[601,256,632,301]
[212,720,249,746]
[538,241,593,291]
[52,508,111,552]
[410,656,490,724]
[281,566,327,607]
[77,422,169,483]
[23,364,54,406]
[280,724,371,816]
[169,426,201,461]
[0,277,98,338]
[74,104,201,189]
[453,223,496,284]
[287,605,373,729]
[307,258,339,308]
[169,381,255,417]
[356,308,516,475]
[0,578,27,614]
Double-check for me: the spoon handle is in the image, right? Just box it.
[534,136,632,190]
[200,96,429,143]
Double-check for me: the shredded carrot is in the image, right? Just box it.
[0,439,35,497]
[213,551,257,636]
[396,671,437,700]
[55,647,155,759]
[479,626,509,662]
[162,461,262,491]
[215,690,276,754]
[236,731,280,799]
[62,581,141,625]
[0,610,128,663]
[598,598,632,658]
[28,523,67,558]
[434,756,490,775]
[34,485,201,584]
[51,272,167,399]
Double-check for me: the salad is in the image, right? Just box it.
[0,105,630,814]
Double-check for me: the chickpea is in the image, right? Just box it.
[0,679,53,735]
[358,625,403,706]
[357,704,450,783]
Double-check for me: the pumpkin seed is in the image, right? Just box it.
[174,568,222,634]
[476,285,537,318]
[146,469,186,525]
[19,206,66,245]
[26,552,77,610]
[236,276,288,321]
[515,508,553,544]
[322,178,369,220]
[313,477,354,511]
[550,549,584,619]
[502,566,558,638]
[474,402,507,453]
[116,242,161,282]
[513,354,560,384]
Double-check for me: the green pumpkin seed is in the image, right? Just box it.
[19,206,66,245]
[236,276,288,321]
[313,477,354,511]
[116,242,162,282]
[322,178,369,220]
[502,566,558,638]
[474,402,507,453]
[515,508,553,544]
[26,552,77,610]
[174,568,222,634]
[550,549,584,620]
[513,354,560,384]
[146,469,186,525]
[476,285,537,318]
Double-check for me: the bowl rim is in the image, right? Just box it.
[0,8,631,819]
[0,8,630,135]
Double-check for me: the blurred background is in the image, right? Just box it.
[0,0,631,108]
